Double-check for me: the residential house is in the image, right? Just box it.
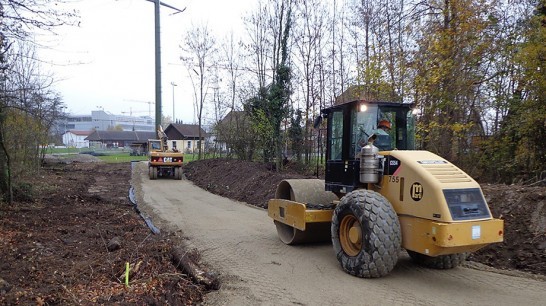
[62,130,93,148]
[164,124,207,154]
[215,111,254,158]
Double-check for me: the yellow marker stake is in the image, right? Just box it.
[125,262,129,287]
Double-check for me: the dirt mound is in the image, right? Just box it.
[43,153,103,164]
[184,158,546,277]
[184,158,310,208]
[0,163,207,305]
[468,185,546,275]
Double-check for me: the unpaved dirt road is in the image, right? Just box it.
[132,162,545,305]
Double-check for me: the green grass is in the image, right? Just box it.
[95,152,211,164]
[45,147,82,154]
[97,154,148,163]
[90,151,220,164]
[182,153,216,163]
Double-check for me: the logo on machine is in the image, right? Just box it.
[410,182,423,201]
[385,156,401,175]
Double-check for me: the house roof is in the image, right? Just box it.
[218,111,248,126]
[67,130,93,136]
[85,131,157,141]
[166,124,206,138]
[334,85,369,105]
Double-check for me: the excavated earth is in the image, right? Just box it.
[0,156,544,305]
[0,158,208,305]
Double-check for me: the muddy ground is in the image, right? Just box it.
[185,158,546,277]
[0,160,208,305]
[0,157,544,305]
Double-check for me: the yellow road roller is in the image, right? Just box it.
[268,100,504,278]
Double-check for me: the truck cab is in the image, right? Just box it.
[322,100,415,194]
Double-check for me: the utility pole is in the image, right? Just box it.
[146,0,186,137]
[154,0,161,134]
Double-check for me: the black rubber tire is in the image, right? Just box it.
[174,167,182,180]
[149,166,158,180]
[406,250,467,269]
[331,190,401,278]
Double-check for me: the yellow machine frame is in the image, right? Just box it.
[268,150,504,257]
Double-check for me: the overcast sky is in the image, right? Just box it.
[38,0,253,124]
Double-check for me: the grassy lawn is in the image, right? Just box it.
[183,153,204,163]
[44,147,83,154]
[97,154,148,163]
[95,152,213,163]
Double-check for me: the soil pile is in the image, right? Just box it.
[184,158,546,277]
[184,158,310,208]
[0,162,207,305]
[468,184,545,275]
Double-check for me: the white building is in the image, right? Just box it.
[55,110,155,134]
[62,130,93,148]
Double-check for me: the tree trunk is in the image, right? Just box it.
[171,247,219,289]
[0,110,12,204]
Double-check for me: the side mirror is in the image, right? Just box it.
[313,115,322,129]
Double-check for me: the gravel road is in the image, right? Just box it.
[132,162,545,306]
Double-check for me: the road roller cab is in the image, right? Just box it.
[267,99,504,278]
[322,101,416,195]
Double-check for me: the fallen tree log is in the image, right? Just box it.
[171,246,219,290]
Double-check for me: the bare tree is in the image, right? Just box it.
[1,0,77,41]
[214,31,248,158]
[0,1,76,203]
[181,23,217,160]
[1,41,65,203]
[330,1,352,104]
[221,32,244,113]
[243,1,271,88]
[292,0,330,162]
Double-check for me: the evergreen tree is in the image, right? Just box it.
[288,109,303,162]
[245,2,292,169]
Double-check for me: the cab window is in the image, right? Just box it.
[350,104,378,158]
[328,110,343,160]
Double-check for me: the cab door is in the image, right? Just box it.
[325,107,360,193]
